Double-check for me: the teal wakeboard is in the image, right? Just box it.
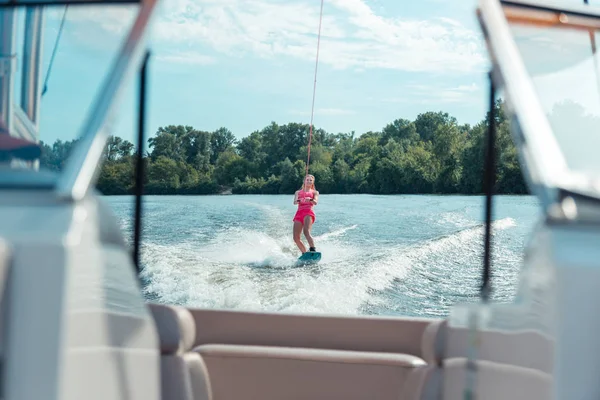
[296,251,321,266]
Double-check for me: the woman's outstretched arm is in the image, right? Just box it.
[311,191,319,206]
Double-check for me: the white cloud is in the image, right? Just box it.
[55,0,486,73]
[155,51,216,66]
[382,82,481,104]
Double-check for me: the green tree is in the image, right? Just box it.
[415,111,457,142]
[147,156,180,192]
[210,127,237,164]
[32,99,530,196]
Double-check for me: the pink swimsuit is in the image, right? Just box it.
[293,189,316,224]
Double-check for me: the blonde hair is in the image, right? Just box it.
[300,174,316,191]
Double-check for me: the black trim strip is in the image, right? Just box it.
[132,51,149,275]
[482,71,496,302]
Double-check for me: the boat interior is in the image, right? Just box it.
[1,0,599,398]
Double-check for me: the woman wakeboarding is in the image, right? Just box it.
[292,174,319,254]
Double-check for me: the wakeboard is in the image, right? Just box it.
[296,251,321,266]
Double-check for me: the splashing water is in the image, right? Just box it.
[106,194,539,317]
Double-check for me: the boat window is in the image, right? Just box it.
[506,8,600,177]
[0,3,138,187]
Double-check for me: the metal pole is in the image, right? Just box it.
[482,71,497,301]
[133,51,150,274]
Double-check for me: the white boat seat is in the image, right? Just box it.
[195,343,427,400]
[402,319,553,400]
[149,303,212,400]
[406,357,551,400]
[420,319,553,373]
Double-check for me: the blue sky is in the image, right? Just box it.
[13,0,517,145]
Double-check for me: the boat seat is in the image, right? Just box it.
[149,303,212,400]
[407,357,551,400]
[420,319,553,373]
[401,319,553,400]
[186,308,430,358]
[194,343,427,400]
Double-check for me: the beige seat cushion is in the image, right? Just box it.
[196,344,426,400]
[441,358,551,400]
[402,358,551,400]
[420,320,553,373]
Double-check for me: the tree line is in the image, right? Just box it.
[39,100,528,195]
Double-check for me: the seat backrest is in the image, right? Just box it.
[195,343,426,400]
[420,319,553,373]
[403,358,551,400]
[149,303,212,400]
[405,319,553,400]
[440,358,551,400]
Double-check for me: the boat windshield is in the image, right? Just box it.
[0,1,149,194]
[504,3,600,183]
